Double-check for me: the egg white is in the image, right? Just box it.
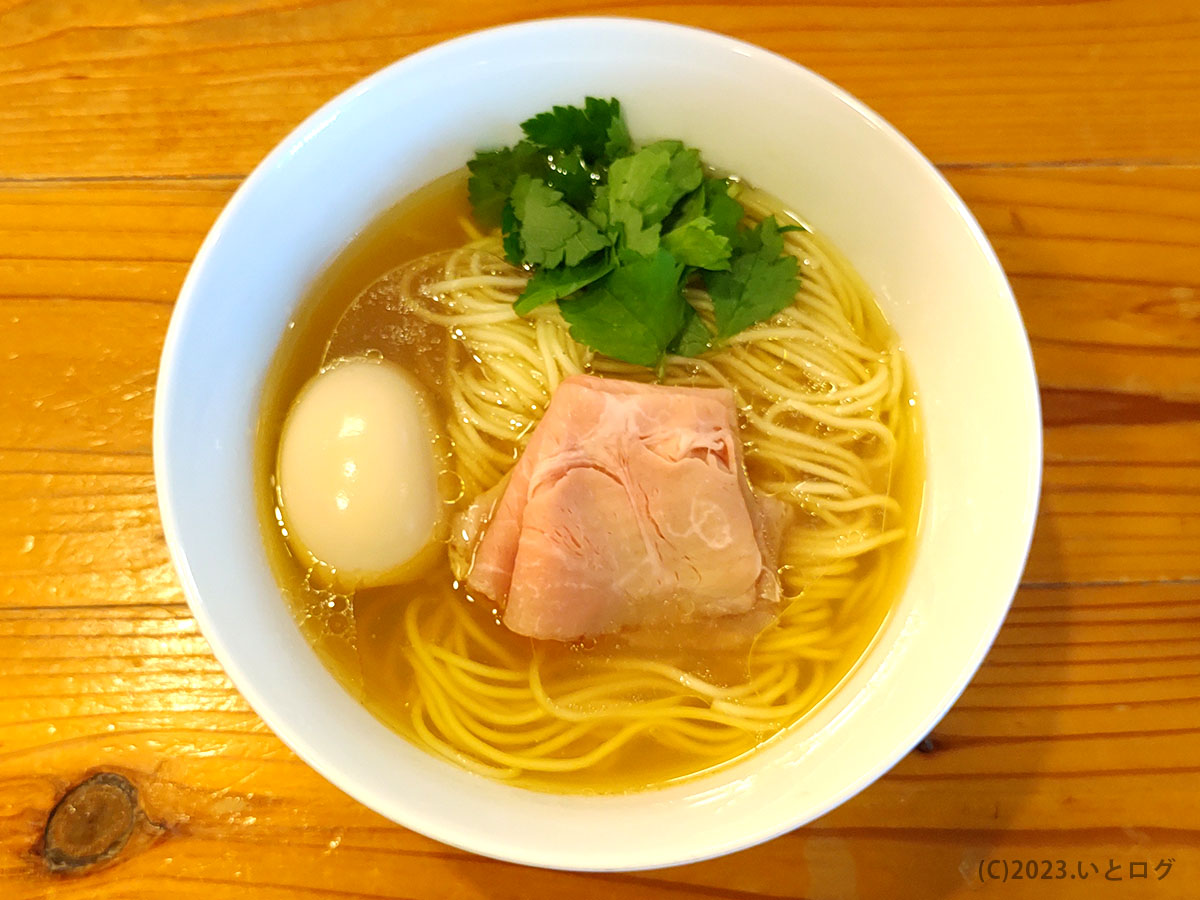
[276,356,446,588]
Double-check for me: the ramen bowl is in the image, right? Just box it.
[154,17,1041,871]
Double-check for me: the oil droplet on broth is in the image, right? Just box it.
[437,469,465,504]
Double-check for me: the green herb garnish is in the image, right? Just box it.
[467,98,802,367]
[558,249,686,369]
[504,174,609,269]
[707,217,801,339]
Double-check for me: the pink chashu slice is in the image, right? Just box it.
[464,374,785,641]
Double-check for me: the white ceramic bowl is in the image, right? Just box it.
[154,17,1041,871]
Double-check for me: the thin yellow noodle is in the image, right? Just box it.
[442,603,521,670]
[426,274,531,293]
[815,494,903,515]
[535,318,563,393]
[410,640,545,729]
[447,412,508,468]
[451,391,529,444]
[748,445,873,494]
[342,199,915,786]
[652,728,763,757]
[439,663,540,702]
[410,698,522,779]
[457,215,484,241]
[457,385,534,436]
[427,644,528,681]
[447,433,502,493]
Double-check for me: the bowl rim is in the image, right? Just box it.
[154,15,1043,871]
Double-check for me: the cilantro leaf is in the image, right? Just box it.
[615,214,662,257]
[663,215,731,269]
[590,140,703,258]
[500,200,522,264]
[669,306,714,357]
[507,175,610,269]
[521,97,628,164]
[467,98,802,366]
[621,218,662,257]
[660,142,705,210]
[467,141,543,227]
[586,186,657,258]
[468,142,601,228]
[513,253,615,314]
[606,141,702,227]
[670,179,742,236]
[661,178,743,270]
[702,178,745,242]
[669,182,704,229]
[559,249,686,367]
[705,217,801,339]
[602,108,632,160]
[540,148,596,211]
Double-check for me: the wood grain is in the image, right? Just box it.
[0,182,229,614]
[1,169,1197,897]
[1,0,1199,178]
[3,583,1198,898]
[3,1,1199,893]
[2,167,1196,613]
[956,166,1200,584]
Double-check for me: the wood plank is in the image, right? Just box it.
[1,0,1198,178]
[946,166,1200,584]
[0,182,227,611]
[2,583,1197,898]
[1028,414,1200,584]
[4,2,1197,897]
[1,166,1198,614]
[949,166,1200,401]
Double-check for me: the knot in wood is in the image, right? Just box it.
[43,773,139,872]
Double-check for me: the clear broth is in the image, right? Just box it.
[255,171,924,793]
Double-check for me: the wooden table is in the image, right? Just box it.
[2,2,1197,897]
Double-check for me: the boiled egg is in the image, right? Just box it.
[276,356,444,588]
